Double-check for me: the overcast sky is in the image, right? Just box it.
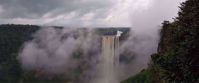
[0,0,185,27]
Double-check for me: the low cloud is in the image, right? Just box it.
[0,0,184,27]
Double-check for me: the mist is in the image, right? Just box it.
[18,0,185,82]
[18,26,157,82]
[117,0,185,80]
[18,28,102,82]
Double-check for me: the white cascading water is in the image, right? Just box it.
[96,34,120,83]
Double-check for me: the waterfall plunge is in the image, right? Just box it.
[95,36,119,83]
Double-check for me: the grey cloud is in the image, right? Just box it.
[0,0,111,19]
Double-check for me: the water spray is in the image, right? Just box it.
[96,30,123,83]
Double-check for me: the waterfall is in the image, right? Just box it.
[96,36,119,83]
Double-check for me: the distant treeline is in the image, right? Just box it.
[0,24,131,82]
[0,24,40,82]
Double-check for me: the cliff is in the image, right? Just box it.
[122,0,199,83]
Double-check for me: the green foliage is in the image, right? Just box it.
[20,71,68,83]
[152,0,199,82]
[121,69,153,83]
[122,0,199,82]
[0,24,39,82]
[0,24,73,82]
[72,49,83,59]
